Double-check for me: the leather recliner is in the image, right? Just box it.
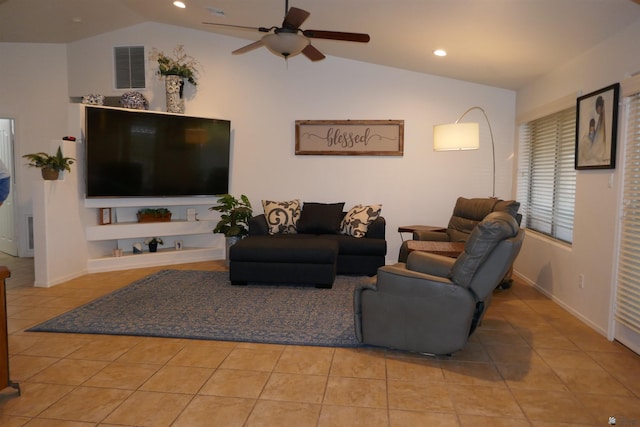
[354,211,524,356]
[398,197,521,263]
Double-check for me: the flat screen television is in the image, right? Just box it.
[84,106,230,198]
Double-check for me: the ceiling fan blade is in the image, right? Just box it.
[282,7,310,30]
[302,44,325,61]
[203,22,270,33]
[232,39,265,55]
[303,30,370,43]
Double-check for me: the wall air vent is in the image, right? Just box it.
[114,46,145,89]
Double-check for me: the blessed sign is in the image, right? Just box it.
[295,120,404,156]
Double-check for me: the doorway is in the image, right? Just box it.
[0,118,17,256]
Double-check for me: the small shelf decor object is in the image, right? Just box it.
[22,146,75,180]
[136,208,172,223]
[149,45,199,114]
[99,208,112,225]
[144,237,164,253]
[295,120,404,156]
[119,91,149,110]
[575,83,620,170]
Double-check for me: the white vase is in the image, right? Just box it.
[165,75,185,114]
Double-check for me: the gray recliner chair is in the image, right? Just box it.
[398,196,520,262]
[354,211,524,356]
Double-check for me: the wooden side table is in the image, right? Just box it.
[397,225,446,241]
[406,240,465,258]
[1,266,20,395]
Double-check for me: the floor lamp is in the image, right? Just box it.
[433,106,496,198]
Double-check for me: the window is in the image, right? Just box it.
[517,107,576,243]
[114,46,146,89]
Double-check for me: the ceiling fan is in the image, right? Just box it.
[203,0,370,61]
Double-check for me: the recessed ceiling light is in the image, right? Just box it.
[173,1,186,8]
[434,49,447,57]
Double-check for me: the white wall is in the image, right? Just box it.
[0,23,515,283]
[515,18,640,345]
[66,22,516,265]
[33,140,89,287]
[0,43,69,257]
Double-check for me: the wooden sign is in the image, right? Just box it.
[295,120,404,156]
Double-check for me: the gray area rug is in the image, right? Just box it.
[28,270,372,347]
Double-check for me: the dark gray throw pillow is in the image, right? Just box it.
[297,202,345,234]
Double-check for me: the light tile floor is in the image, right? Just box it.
[1,253,640,426]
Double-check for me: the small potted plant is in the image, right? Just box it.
[210,194,253,263]
[23,146,75,180]
[144,237,163,253]
[136,208,172,223]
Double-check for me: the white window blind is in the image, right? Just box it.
[616,92,640,334]
[517,107,576,243]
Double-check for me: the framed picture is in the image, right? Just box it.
[575,83,620,170]
[99,208,111,225]
[295,120,404,156]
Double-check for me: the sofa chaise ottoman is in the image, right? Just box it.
[229,237,339,288]
[228,200,387,287]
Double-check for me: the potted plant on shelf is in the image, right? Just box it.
[136,208,172,223]
[23,146,75,180]
[210,194,253,263]
[144,237,163,253]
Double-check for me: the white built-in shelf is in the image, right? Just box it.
[86,246,222,273]
[86,220,216,241]
[84,197,218,209]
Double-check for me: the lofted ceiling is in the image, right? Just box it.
[1,0,640,90]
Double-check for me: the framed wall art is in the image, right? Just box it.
[98,208,112,225]
[295,120,404,156]
[575,83,619,170]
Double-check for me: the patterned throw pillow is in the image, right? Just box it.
[341,204,382,238]
[262,199,301,234]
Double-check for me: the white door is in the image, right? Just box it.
[0,118,17,256]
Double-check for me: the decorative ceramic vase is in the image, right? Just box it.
[120,91,148,110]
[165,75,185,114]
[41,168,59,180]
[149,242,158,253]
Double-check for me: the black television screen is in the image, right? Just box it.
[85,106,230,198]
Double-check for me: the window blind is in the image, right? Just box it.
[517,107,576,243]
[616,92,640,334]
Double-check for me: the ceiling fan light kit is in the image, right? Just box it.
[203,1,370,62]
[263,31,309,58]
